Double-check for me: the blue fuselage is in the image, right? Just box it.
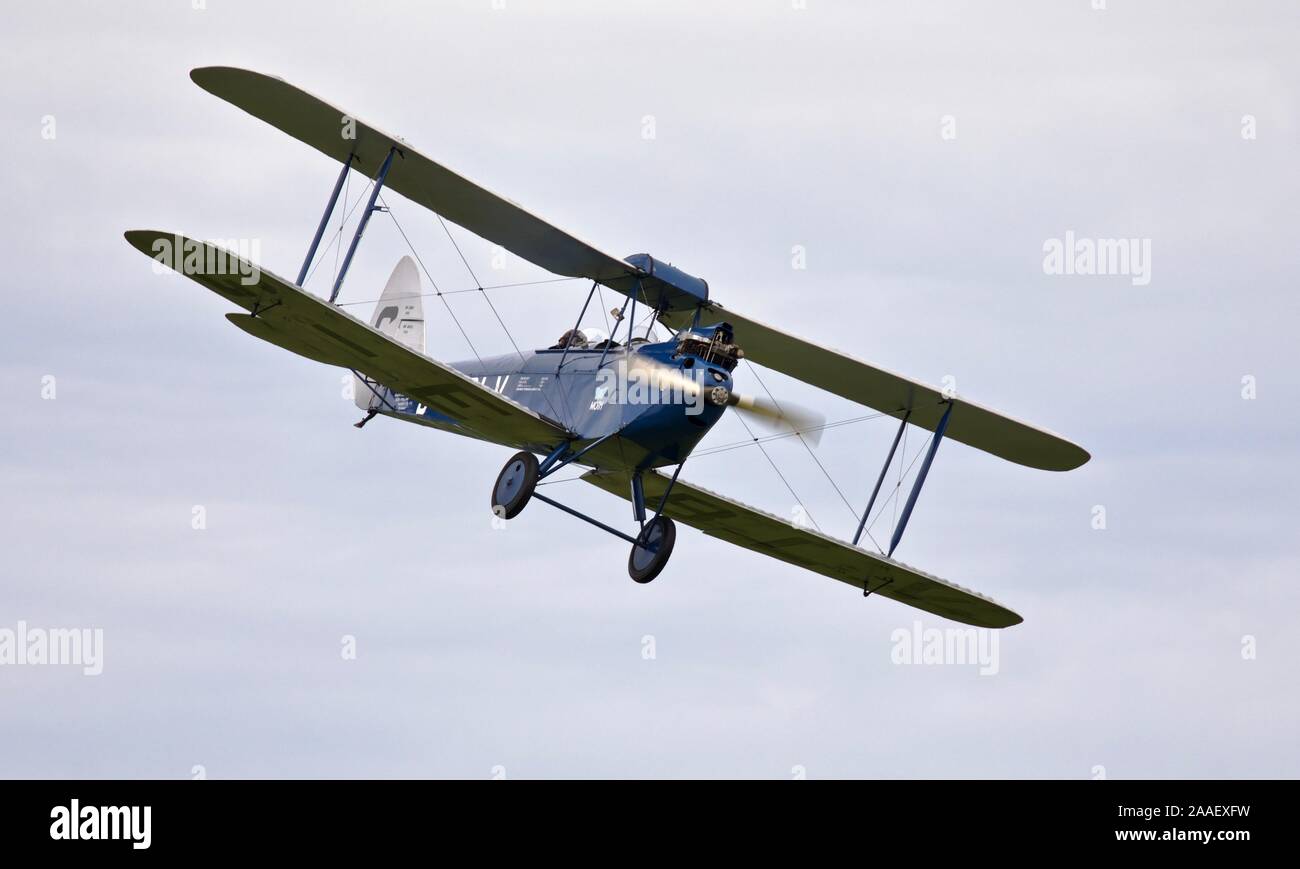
[381,335,733,472]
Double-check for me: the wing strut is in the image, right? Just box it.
[555,281,598,376]
[852,409,911,548]
[330,146,398,303]
[888,402,953,557]
[297,155,352,286]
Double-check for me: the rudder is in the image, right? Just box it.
[355,256,424,411]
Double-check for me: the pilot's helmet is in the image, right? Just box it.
[558,329,587,348]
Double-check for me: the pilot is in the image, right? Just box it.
[550,328,587,350]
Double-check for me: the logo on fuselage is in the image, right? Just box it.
[592,360,712,416]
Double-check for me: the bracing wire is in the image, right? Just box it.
[330,169,351,286]
[334,275,585,308]
[595,284,613,337]
[688,400,937,554]
[732,410,821,533]
[383,198,567,427]
[435,213,525,362]
[743,361,862,527]
[868,429,935,544]
[303,177,372,287]
[376,197,485,368]
[690,410,889,457]
[431,212,571,426]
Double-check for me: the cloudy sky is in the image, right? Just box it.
[2,0,1296,778]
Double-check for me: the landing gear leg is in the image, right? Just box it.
[491,451,539,520]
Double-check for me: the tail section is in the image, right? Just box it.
[354,257,424,411]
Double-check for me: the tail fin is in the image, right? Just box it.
[354,257,424,411]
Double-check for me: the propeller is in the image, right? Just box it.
[635,362,826,446]
[724,391,826,445]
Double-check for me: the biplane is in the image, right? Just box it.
[125,67,1089,629]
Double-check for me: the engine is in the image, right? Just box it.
[673,323,743,371]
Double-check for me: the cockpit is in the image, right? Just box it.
[548,327,626,352]
[549,328,587,350]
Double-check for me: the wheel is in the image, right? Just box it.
[491,451,539,520]
[628,516,676,584]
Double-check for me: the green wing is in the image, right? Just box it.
[124,230,569,452]
[583,469,1022,628]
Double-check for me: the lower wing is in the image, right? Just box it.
[124,230,570,453]
[582,469,1022,628]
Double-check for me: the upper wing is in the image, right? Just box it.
[187,65,1085,472]
[582,469,1022,628]
[660,303,1089,472]
[189,66,639,290]
[124,230,569,451]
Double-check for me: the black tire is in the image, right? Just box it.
[628,516,676,584]
[491,452,539,520]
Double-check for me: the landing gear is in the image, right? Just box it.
[628,516,676,584]
[491,451,538,519]
[500,445,681,583]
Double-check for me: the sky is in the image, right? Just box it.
[1,0,1297,778]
